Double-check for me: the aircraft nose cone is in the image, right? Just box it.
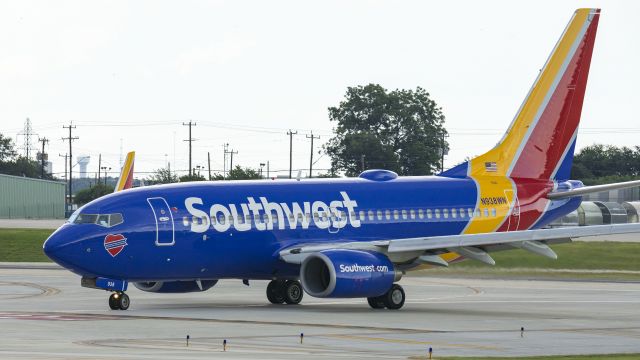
[43,229,70,264]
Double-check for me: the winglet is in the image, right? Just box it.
[114,151,135,192]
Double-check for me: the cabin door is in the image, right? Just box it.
[504,189,521,231]
[147,197,175,246]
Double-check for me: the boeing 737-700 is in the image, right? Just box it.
[44,8,640,310]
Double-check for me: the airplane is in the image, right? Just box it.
[44,8,640,311]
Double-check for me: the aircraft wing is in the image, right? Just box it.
[279,223,640,265]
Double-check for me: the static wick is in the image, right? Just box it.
[300,332,304,344]
[223,339,227,352]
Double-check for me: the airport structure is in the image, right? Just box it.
[0,174,65,219]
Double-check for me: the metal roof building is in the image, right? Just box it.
[0,174,65,219]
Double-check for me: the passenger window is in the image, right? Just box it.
[218,215,225,225]
[475,209,481,217]
[410,209,416,219]
[359,210,365,220]
[385,210,391,220]
[255,214,262,223]
[368,210,374,221]
[401,209,407,220]
[451,208,457,218]
[376,210,383,220]
[434,209,440,219]
[459,208,465,218]
[491,208,497,217]
[427,209,433,219]
[483,208,489,217]
[418,209,424,219]
[313,212,320,222]
[182,216,189,226]
[468,208,474,218]
[393,210,399,220]
[211,215,217,225]
[443,208,449,219]
[246,215,252,223]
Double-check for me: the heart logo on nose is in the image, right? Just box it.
[104,234,128,257]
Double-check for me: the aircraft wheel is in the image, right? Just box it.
[283,280,303,305]
[117,292,130,310]
[367,296,386,309]
[266,280,286,304]
[108,293,119,310]
[383,284,405,310]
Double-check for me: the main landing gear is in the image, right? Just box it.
[108,292,130,310]
[266,279,304,305]
[367,284,405,310]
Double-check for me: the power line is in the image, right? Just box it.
[182,121,196,176]
[287,130,298,179]
[306,131,320,178]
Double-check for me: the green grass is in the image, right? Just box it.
[438,354,640,360]
[0,228,53,262]
[449,242,640,272]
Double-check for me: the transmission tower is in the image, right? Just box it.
[17,118,37,159]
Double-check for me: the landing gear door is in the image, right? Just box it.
[147,197,175,246]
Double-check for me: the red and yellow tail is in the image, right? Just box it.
[444,8,600,182]
[441,9,600,235]
[114,151,135,192]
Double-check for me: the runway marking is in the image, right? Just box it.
[0,281,60,299]
[0,312,120,321]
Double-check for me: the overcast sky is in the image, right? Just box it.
[2,1,639,180]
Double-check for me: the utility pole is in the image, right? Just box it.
[440,132,449,172]
[207,152,212,180]
[182,121,196,176]
[306,132,320,178]
[97,153,102,185]
[287,130,298,179]
[62,123,78,210]
[223,143,229,179]
[267,161,270,179]
[361,154,366,173]
[229,149,238,171]
[38,137,49,178]
[59,153,68,206]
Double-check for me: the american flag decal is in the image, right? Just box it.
[485,162,497,172]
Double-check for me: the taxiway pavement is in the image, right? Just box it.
[1,266,639,359]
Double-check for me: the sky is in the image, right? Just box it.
[1,1,639,180]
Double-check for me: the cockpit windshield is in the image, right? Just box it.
[70,212,124,228]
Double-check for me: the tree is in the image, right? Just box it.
[0,133,16,161]
[179,173,206,182]
[324,84,448,177]
[146,168,178,185]
[74,183,114,205]
[571,144,640,185]
[226,165,262,180]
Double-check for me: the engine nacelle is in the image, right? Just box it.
[300,249,399,298]
[133,280,218,293]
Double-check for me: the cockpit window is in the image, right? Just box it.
[72,213,124,228]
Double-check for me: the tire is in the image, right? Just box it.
[367,296,386,309]
[266,280,286,304]
[108,293,119,310]
[118,293,130,310]
[383,284,405,310]
[283,280,303,305]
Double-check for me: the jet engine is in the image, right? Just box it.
[133,280,218,293]
[300,249,400,298]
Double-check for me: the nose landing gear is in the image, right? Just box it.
[108,292,130,310]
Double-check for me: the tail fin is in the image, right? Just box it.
[442,8,600,181]
[114,151,135,192]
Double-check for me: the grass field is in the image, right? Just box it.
[1,228,640,279]
[439,354,640,360]
[438,354,640,360]
[0,228,53,262]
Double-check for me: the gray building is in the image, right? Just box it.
[0,174,66,219]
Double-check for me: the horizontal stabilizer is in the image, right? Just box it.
[548,179,640,199]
